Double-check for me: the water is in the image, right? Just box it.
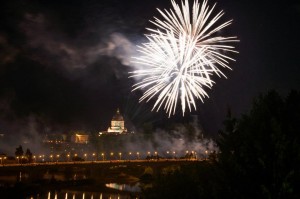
[105,183,141,192]
[27,191,138,199]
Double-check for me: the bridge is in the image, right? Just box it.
[0,159,202,185]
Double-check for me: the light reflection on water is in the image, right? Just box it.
[29,191,137,199]
[105,183,141,192]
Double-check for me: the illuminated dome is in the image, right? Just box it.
[112,109,124,121]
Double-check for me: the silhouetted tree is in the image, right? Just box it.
[218,90,300,199]
[15,145,23,157]
[25,148,33,163]
[15,145,24,163]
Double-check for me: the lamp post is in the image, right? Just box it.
[186,150,189,159]
[67,154,70,162]
[129,152,132,160]
[74,154,77,161]
[119,152,122,160]
[0,157,7,165]
[136,152,140,160]
[101,153,105,161]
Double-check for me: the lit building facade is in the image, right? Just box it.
[71,132,89,144]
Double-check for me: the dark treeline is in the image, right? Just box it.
[143,90,300,199]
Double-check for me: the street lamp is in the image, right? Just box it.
[0,157,6,165]
[191,151,194,159]
[39,155,44,162]
[73,154,77,161]
[110,152,114,160]
[101,153,105,161]
[119,152,122,160]
[84,153,87,161]
[67,154,70,162]
[92,153,96,161]
[129,152,132,160]
[136,152,140,160]
[173,151,176,159]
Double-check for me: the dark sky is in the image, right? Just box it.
[0,0,299,136]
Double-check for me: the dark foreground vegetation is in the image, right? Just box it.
[143,90,300,199]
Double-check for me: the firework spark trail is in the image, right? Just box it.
[130,0,238,117]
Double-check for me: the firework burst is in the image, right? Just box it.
[130,0,238,117]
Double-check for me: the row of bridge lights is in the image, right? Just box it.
[33,150,203,161]
[99,151,180,160]
[8,150,210,163]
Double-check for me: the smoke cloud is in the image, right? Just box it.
[20,13,139,75]
[0,115,50,156]
[124,127,217,158]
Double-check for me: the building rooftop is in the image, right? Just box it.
[112,108,124,121]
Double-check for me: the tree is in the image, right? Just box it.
[15,145,24,157]
[25,148,33,163]
[218,90,300,199]
[15,145,24,164]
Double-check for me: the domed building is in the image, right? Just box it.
[107,108,127,134]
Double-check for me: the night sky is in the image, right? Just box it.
[0,0,299,137]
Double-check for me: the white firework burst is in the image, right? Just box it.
[130,0,238,117]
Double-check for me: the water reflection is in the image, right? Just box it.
[29,191,137,199]
[105,183,141,192]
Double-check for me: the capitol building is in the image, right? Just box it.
[107,108,127,134]
[97,108,132,152]
[99,108,128,135]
